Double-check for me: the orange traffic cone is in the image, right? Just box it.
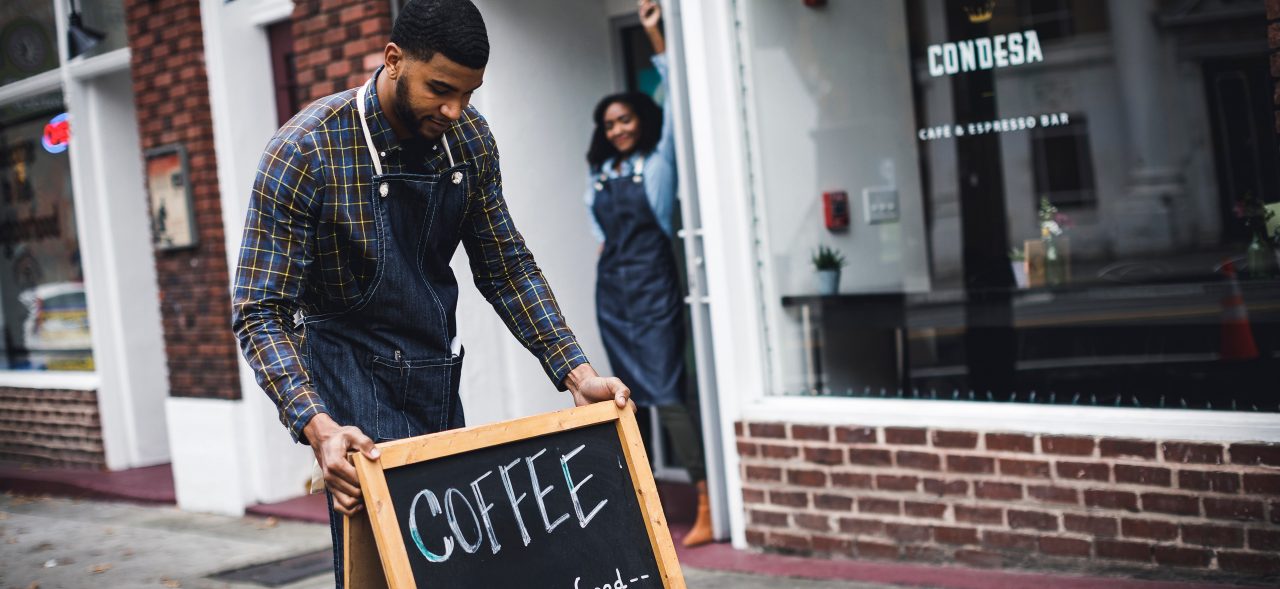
[1220,261,1259,361]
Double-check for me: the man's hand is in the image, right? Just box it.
[565,363,630,408]
[303,413,380,516]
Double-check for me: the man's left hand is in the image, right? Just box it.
[565,363,631,408]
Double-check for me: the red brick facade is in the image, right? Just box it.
[124,0,240,400]
[291,0,393,103]
[737,421,1280,583]
[0,387,104,468]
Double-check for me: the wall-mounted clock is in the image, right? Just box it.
[4,19,53,73]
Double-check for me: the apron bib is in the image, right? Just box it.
[303,79,469,442]
[592,157,685,407]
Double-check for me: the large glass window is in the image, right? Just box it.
[0,92,93,371]
[740,0,1278,411]
[0,0,58,85]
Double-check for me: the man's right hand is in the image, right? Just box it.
[303,413,380,515]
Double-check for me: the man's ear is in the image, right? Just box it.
[383,42,403,79]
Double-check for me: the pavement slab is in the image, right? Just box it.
[0,494,907,589]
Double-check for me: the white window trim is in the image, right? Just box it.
[742,396,1280,443]
[66,48,131,81]
[247,0,296,26]
[0,69,62,104]
[0,370,99,391]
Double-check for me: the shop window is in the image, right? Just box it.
[0,93,93,371]
[736,0,1277,411]
[0,0,58,85]
[74,0,128,59]
[1030,115,1096,209]
[1014,0,1108,42]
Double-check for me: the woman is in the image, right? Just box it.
[585,0,712,547]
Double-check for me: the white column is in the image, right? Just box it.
[1106,0,1183,254]
[168,0,312,515]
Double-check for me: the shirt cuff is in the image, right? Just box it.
[542,340,590,392]
[282,387,329,444]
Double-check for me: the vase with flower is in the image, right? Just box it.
[1038,197,1071,286]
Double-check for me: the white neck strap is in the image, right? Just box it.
[357,77,455,175]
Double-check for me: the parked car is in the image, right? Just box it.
[18,281,93,370]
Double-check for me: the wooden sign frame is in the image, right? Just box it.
[346,401,685,588]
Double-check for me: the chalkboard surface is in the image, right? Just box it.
[351,403,683,588]
[379,418,665,588]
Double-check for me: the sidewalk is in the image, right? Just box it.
[0,463,1263,589]
[0,494,911,589]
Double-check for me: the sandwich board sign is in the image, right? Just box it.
[345,401,686,588]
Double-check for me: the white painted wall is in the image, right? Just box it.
[735,1,930,395]
[198,0,313,509]
[459,0,617,426]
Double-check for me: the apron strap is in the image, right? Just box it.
[355,80,384,177]
[356,76,456,174]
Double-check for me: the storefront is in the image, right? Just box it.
[0,0,168,471]
[678,0,1280,578]
[5,0,1277,580]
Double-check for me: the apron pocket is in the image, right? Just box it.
[369,353,463,441]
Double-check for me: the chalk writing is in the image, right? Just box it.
[407,443,608,564]
[574,568,653,589]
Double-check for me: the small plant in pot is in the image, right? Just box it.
[812,245,846,295]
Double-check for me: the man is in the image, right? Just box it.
[231,0,629,583]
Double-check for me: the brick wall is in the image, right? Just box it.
[0,387,104,468]
[292,0,392,103]
[125,0,240,400]
[737,421,1280,583]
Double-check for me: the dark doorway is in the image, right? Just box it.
[1203,56,1280,244]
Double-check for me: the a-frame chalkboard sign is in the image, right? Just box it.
[346,401,685,588]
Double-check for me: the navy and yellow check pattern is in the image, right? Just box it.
[232,69,588,442]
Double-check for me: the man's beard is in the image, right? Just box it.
[393,75,439,141]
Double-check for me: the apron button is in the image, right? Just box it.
[379,183,389,197]
[452,171,463,185]
[593,182,604,191]
[632,175,642,184]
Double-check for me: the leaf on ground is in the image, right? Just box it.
[89,563,113,574]
[24,582,39,589]
[160,577,181,588]
[257,516,279,529]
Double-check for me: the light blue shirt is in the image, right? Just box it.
[586,53,677,242]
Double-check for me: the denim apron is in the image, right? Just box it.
[312,78,467,587]
[592,156,685,407]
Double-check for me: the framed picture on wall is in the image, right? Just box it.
[145,144,197,251]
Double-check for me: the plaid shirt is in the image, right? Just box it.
[232,69,588,442]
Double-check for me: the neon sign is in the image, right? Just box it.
[42,113,70,154]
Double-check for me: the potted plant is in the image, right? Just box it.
[1008,246,1028,288]
[811,245,846,295]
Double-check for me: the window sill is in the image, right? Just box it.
[0,370,100,391]
[740,396,1280,443]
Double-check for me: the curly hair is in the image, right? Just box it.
[392,0,489,69]
[586,92,663,172]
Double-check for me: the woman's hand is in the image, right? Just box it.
[639,0,665,54]
[639,0,661,30]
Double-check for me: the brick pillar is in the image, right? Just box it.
[292,0,393,103]
[124,0,240,400]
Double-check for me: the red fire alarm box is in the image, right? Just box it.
[823,190,850,231]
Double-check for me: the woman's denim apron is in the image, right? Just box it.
[310,78,467,587]
[591,157,685,407]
